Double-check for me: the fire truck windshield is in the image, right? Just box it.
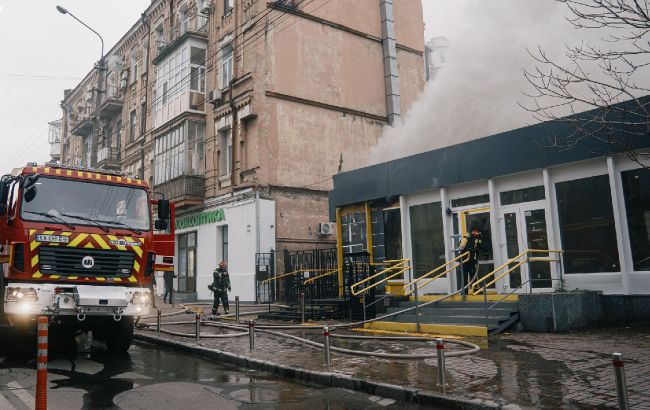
[20,176,150,231]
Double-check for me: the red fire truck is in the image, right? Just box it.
[0,164,175,352]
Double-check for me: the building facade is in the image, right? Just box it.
[47,119,62,163]
[329,99,650,296]
[59,0,426,301]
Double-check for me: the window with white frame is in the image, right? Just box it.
[129,110,137,142]
[220,42,233,89]
[218,127,232,177]
[189,47,206,93]
[154,121,205,185]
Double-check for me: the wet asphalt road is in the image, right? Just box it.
[0,334,434,410]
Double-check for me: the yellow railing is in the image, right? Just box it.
[402,252,470,296]
[260,269,335,285]
[302,269,340,285]
[470,249,563,295]
[350,259,411,297]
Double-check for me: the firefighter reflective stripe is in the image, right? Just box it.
[90,234,110,250]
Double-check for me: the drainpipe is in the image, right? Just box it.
[380,0,401,126]
[229,4,240,187]
[141,12,151,180]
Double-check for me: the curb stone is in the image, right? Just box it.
[134,332,505,409]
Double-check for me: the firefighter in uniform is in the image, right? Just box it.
[458,226,486,289]
[210,261,231,317]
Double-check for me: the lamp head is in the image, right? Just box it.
[56,5,68,14]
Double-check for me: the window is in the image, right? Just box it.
[451,194,490,208]
[130,51,138,84]
[116,120,122,151]
[556,175,620,273]
[223,0,234,16]
[220,42,233,89]
[190,47,206,93]
[162,82,168,105]
[155,24,165,50]
[218,128,232,177]
[179,7,190,34]
[140,102,147,136]
[221,225,229,263]
[129,110,137,142]
[341,212,367,254]
[500,186,545,206]
[154,121,206,185]
[383,208,402,261]
[178,232,197,293]
[622,168,650,271]
[409,202,446,278]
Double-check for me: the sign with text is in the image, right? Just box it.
[176,209,225,230]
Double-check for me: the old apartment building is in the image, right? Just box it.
[59,0,425,301]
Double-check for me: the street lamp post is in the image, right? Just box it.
[56,5,105,168]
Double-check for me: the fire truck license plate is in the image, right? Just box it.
[35,234,70,244]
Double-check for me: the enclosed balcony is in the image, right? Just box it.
[155,175,206,207]
[153,14,207,64]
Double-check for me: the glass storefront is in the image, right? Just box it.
[622,168,650,271]
[409,202,445,278]
[556,175,620,273]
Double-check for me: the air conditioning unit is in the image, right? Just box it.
[208,89,223,103]
[316,222,335,235]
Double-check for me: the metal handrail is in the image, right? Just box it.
[350,259,411,297]
[302,269,340,285]
[470,249,564,295]
[260,268,336,285]
[402,252,470,296]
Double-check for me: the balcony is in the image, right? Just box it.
[97,146,121,170]
[70,114,94,137]
[99,85,124,118]
[154,175,205,207]
[153,15,208,64]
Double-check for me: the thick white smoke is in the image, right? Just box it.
[365,0,593,166]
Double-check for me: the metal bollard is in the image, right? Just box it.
[612,353,630,409]
[36,316,48,410]
[323,326,332,365]
[436,338,446,386]
[235,295,240,324]
[195,313,200,341]
[300,292,305,324]
[248,320,255,352]
[156,309,162,333]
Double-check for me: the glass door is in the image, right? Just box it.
[452,207,494,290]
[500,206,552,292]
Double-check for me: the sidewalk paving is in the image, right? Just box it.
[137,303,650,409]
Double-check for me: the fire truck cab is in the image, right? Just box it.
[0,164,173,352]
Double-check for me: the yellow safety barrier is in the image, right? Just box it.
[350,259,411,297]
[470,249,564,295]
[402,252,470,296]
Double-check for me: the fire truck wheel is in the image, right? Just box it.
[104,317,134,354]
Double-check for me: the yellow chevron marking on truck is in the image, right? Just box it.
[62,232,72,236]
[91,234,110,250]
[32,270,43,279]
[68,233,88,247]
[113,278,122,282]
[30,241,40,251]
[84,243,94,249]
[50,275,60,279]
[126,237,143,257]
[31,254,38,268]
[128,276,137,283]
[44,167,50,174]
[29,229,36,236]
[133,261,140,272]
[66,170,72,176]
[96,277,105,281]
[68,276,78,280]
[43,230,54,235]
[55,169,61,175]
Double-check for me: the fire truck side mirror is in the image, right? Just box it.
[23,174,40,189]
[24,186,37,203]
[0,180,8,216]
[154,219,168,231]
[157,199,170,220]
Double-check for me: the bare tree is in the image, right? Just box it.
[523,0,650,164]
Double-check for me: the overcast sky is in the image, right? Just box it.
[0,0,530,170]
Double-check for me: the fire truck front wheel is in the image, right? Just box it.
[96,317,134,354]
